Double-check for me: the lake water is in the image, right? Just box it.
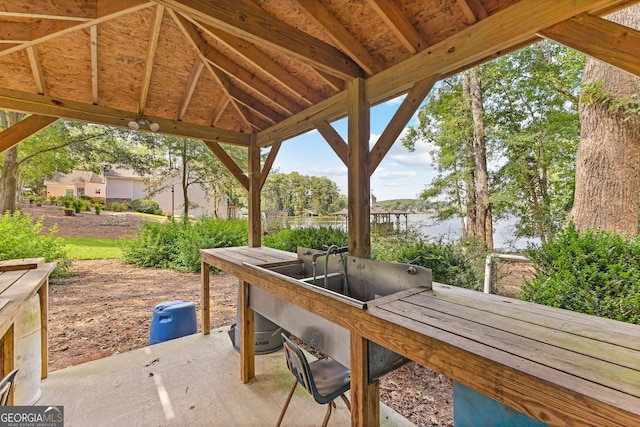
[283,213,539,251]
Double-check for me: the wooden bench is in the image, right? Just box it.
[0,258,56,404]
[201,247,640,427]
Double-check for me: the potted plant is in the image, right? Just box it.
[60,197,75,216]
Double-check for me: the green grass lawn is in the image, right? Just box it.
[63,237,125,260]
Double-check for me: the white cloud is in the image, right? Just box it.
[374,170,417,178]
[309,166,348,176]
[383,94,407,106]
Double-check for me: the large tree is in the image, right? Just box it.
[569,5,640,235]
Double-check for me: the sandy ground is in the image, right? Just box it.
[19,202,533,426]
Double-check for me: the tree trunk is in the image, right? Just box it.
[569,5,640,236]
[469,67,493,250]
[0,111,23,214]
[461,72,477,239]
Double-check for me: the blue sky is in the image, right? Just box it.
[270,95,437,201]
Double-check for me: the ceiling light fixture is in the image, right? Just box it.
[128,117,160,132]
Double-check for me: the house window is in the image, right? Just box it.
[65,189,73,197]
[95,188,101,194]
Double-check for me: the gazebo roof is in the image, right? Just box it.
[1,1,636,149]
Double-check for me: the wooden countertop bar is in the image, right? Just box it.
[201,247,640,427]
[0,258,55,403]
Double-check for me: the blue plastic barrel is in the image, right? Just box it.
[149,300,197,345]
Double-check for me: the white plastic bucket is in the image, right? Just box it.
[14,294,42,405]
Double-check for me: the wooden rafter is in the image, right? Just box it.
[369,76,438,174]
[365,0,427,54]
[191,21,323,106]
[455,0,489,23]
[539,14,640,79]
[314,120,348,166]
[173,13,300,119]
[235,104,271,132]
[139,4,164,114]
[259,140,282,190]
[90,25,98,105]
[154,0,364,80]
[0,0,94,21]
[178,57,204,121]
[0,20,80,43]
[168,9,254,131]
[26,47,46,96]
[0,1,155,58]
[203,140,249,190]
[0,88,251,146]
[0,115,57,153]
[218,72,285,124]
[294,0,382,76]
[209,97,229,126]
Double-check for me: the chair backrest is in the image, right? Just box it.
[281,334,316,396]
[0,369,19,406]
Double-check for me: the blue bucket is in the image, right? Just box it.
[149,300,197,345]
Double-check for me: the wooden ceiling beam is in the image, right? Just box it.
[0,0,95,21]
[259,140,282,190]
[173,14,301,117]
[236,104,271,132]
[209,97,229,126]
[258,0,638,146]
[0,20,80,42]
[191,20,324,106]
[177,57,204,121]
[314,120,348,166]
[0,1,154,58]
[365,0,427,54]
[202,140,249,190]
[215,71,285,124]
[539,13,640,79]
[455,0,489,24]
[368,76,438,174]
[169,9,254,131]
[0,88,251,146]
[294,0,383,75]
[90,25,98,105]
[26,47,46,96]
[139,4,164,114]
[0,114,57,154]
[154,0,364,80]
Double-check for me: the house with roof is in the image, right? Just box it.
[44,166,236,218]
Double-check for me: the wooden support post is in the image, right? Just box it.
[350,332,379,427]
[248,136,262,247]
[239,280,255,383]
[38,278,48,379]
[2,325,14,405]
[201,261,210,335]
[347,78,371,258]
[0,114,57,153]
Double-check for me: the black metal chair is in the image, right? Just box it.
[276,334,351,427]
[0,369,19,406]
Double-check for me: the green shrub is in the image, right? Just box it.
[59,196,74,209]
[522,224,640,324]
[0,212,70,276]
[94,204,102,215]
[130,198,162,215]
[73,198,89,213]
[389,240,481,290]
[110,202,126,212]
[121,217,248,272]
[262,227,347,252]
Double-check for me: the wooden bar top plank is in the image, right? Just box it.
[0,258,45,272]
[431,283,640,350]
[0,269,28,295]
[403,292,640,371]
[378,298,640,397]
[364,303,640,426]
[0,263,55,339]
[225,246,296,264]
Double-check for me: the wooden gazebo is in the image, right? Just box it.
[1,1,640,425]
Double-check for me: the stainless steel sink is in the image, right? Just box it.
[247,247,432,381]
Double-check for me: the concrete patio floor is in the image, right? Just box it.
[37,327,415,426]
